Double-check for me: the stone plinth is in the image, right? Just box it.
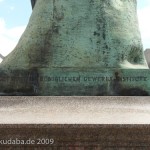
[0,124,150,149]
[0,96,150,124]
[0,69,150,96]
[0,96,150,148]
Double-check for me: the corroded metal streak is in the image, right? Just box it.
[0,0,148,69]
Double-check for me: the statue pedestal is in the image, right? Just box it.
[0,96,150,124]
[0,68,150,96]
[0,96,150,148]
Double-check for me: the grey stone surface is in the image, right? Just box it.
[0,96,150,124]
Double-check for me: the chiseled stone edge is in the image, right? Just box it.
[0,96,150,124]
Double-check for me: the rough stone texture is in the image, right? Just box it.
[0,124,150,149]
[0,0,148,69]
[0,96,150,124]
[1,97,150,148]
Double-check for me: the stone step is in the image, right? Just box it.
[0,68,150,96]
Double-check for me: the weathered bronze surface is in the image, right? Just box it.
[31,0,37,9]
[0,0,148,69]
[0,68,149,96]
[0,0,149,95]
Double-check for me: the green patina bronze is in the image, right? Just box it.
[0,0,149,96]
[31,0,37,9]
